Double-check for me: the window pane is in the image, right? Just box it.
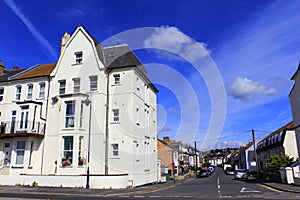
[65,101,75,128]
[59,80,66,94]
[17,141,25,149]
[73,78,80,93]
[16,151,24,165]
[63,136,73,166]
[39,82,45,98]
[0,87,4,94]
[113,109,119,122]
[114,74,120,84]
[90,76,98,91]
[75,52,83,64]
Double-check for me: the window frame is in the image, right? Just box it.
[27,84,33,100]
[65,101,75,128]
[15,141,26,166]
[112,109,119,122]
[73,78,81,93]
[89,76,98,91]
[62,136,73,167]
[38,82,45,99]
[59,80,66,95]
[75,51,83,64]
[111,143,119,157]
[15,85,21,101]
[0,87,4,102]
[113,74,120,85]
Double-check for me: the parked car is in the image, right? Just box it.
[196,169,209,178]
[234,169,248,180]
[208,166,215,174]
[225,167,234,175]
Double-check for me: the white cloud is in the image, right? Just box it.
[144,26,210,62]
[229,77,277,100]
[4,0,57,59]
[167,107,181,114]
[216,140,246,149]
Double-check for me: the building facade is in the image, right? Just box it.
[0,26,158,188]
[256,121,298,173]
[0,63,55,176]
[290,62,300,158]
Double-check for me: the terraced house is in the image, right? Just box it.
[0,62,55,176]
[0,26,159,188]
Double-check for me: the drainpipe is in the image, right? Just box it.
[40,78,51,175]
[105,70,112,175]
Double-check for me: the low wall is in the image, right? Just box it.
[0,174,129,189]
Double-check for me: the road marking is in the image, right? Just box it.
[217,178,221,196]
[257,183,282,192]
[240,187,260,193]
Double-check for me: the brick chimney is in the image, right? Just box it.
[60,32,71,54]
[163,136,170,143]
[0,60,4,74]
[12,66,20,70]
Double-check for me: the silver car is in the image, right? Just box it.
[234,169,248,180]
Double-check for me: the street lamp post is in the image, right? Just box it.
[83,97,92,189]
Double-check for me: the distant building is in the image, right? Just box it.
[256,121,298,173]
[290,62,300,158]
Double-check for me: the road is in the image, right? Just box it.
[0,167,300,199]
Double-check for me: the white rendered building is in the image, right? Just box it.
[43,26,158,188]
[0,26,159,188]
[0,63,55,176]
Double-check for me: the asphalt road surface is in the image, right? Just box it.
[1,167,300,199]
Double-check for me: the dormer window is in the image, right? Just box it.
[75,51,83,64]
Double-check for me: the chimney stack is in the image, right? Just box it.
[0,60,5,75]
[60,32,71,54]
[13,66,20,70]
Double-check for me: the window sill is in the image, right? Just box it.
[28,165,33,169]
[71,63,83,66]
[111,84,121,86]
[36,97,45,100]
[61,128,75,131]
[109,157,120,159]
[12,165,24,169]
[110,122,120,124]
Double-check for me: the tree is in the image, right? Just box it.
[267,155,295,176]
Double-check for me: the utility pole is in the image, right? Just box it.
[252,129,260,180]
[195,141,198,170]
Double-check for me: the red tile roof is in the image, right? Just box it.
[13,63,56,80]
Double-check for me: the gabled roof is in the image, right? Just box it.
[0,68,27,83]
[13,63,56,80]
[158,138,177,151]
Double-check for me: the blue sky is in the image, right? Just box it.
[1,0,300,150]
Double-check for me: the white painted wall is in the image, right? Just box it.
[283,130,299,159]
[0,75,49,175]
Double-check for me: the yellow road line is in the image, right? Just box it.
[257,183,282,192]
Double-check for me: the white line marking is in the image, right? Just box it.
[240,187,260,193]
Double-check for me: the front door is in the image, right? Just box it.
[3,143,11,165]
